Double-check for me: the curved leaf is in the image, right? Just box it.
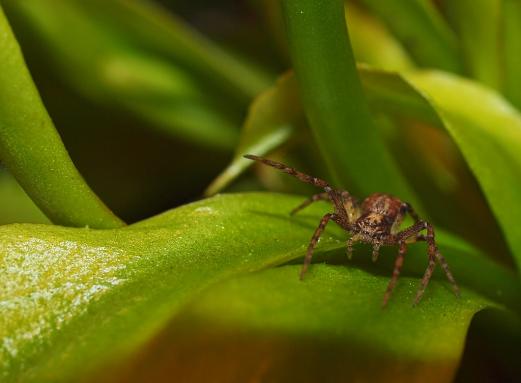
[0,6,123,228]
[81,0,273,100]
[281,0,421,208]
[345,2,414,71]
[3,0,239,150]
[403,71,521,273]
[205,72,301,196]
[503,0,521,110]
[356,66,521,272]
[0,193,517,382]
[359,0,462,72]
[443,0,501,89]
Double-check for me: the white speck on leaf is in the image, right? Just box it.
[193,206,216,215]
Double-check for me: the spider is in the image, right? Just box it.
[245,154,460,307]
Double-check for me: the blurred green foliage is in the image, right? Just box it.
[0,0,520,382]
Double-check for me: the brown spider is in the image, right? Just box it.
[245,154,460,307]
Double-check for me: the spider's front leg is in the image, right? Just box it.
[300,213,336,280]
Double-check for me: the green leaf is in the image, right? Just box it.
[1,193,517,382]
[0,6,123,228]
[3,0,240,150]
[141,265,493,382]
[443,0,502,89]
[359,0,462,72]
[405,71,521,273]
[80,0,273,100]
[345,2,414,71]
[205,72,301,196]
[502,0,521,110]
[281,0,421,209]
[355,66,521,272]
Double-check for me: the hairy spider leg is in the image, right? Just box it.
[434,252,460,297]
[395,221,460,305]
[300,213,336,280]
[244,154,346,218]
[341,190,360,223]
[382,241,407,307]
[403,202,421,222]
[244,154,330,188]
[346,235,358,260]
[372,243,382,262]
[413,236,459,297]
[415,255,436,306]
[290,192,330,216]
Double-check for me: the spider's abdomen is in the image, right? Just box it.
[362,193,403,219]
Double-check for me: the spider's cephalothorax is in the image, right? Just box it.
[245,154,460,307]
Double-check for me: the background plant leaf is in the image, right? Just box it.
[281,0,421,209]
[2,0,259,150]
[345,2,414,71]
[402,71,521,273]
[0,6,123,228]
[1,193,517,382]
[358,68,501,257]
[442,0,501,89]
[205,72,301,196]
[502,0,521,110]
[358,0,462,72]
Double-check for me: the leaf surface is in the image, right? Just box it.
[1,193,517,382]
[133,265,491,383]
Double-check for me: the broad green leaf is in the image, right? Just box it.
[130,265,493,383]
[502,0,521,110]
[281,0,422,209]
[1,193,517,382]
[345,2,414,71]
[205,72,301,196]
[443,0,502,89]
[0,6,123,228]
[0,193,340,382]
[358,0,462,72]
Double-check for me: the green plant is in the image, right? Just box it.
[0,0,519,382]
